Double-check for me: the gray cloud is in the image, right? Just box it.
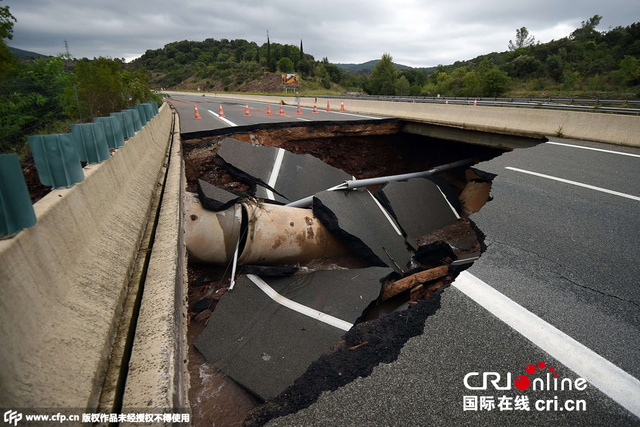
[6,0,640,67]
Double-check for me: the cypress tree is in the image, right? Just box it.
[266,31,271,70]
[300,39,304,62]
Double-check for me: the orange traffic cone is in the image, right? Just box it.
[340,100,345,112]
[267,103,272,115]
[296,101,302,114]
[474,99,477,106]
[326,100,331,112]
[279,101,285,115]
[194,105,202,119]
[219,103,225,117]
[245,103,251,116]
[446,99,449,104]
[313,102,318,113]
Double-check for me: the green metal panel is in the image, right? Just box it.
[0,154,37,237]
[70,123,110,164]
[116,111,136,138]
[126,108,143,132]
[142,103,154,122]
[95,116,125,149]
[134,104,148,125]
[147,101,159,116]
[27,134,84,189]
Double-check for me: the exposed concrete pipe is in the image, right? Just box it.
[185,193,350,265]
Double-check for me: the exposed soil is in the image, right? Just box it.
[182,122,504,196]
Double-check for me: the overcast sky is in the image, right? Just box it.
[6,0,640,67]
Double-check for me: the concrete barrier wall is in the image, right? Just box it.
[0,104,173,409]
[181,92,640,147]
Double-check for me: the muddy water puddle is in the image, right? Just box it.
[188,321,259,427]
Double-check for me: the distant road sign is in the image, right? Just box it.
[282,74,299,89]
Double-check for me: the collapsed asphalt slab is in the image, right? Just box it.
[216,137,351,203]
[374,178,460,245]
[197,178,242,211]
[312,189,412,273]
[193,267,391,401]
[242,290,445,427]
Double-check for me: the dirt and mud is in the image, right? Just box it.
[183,122,503,426]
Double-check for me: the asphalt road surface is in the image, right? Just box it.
[265,137,640,426]
[166,92,384,134]
[169,94,640,425]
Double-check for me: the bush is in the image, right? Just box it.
[481,68,509,96]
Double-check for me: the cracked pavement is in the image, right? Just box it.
[267,137,640,426]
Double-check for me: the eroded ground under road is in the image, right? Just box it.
[180,121,519,426]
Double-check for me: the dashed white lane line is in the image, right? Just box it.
[453,271,640,418]
[505,167,640,202]
[546,141,640,159]
[246,274,353,331]
[207,110,238,127]
[297,117,311,121]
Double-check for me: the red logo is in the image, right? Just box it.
[514,361,557,391]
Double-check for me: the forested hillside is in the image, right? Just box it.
[424,16,640,98]
[130,37,362,93]
[130,16,639,99]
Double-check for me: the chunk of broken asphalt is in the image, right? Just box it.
[374,178,460,242]
[216,137,351,203]
[193,267,391,401]
[312,189,412,273]
[197,179,241,211]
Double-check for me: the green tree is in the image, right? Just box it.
[461,71,481,96]
[277,57,294,72]
[300,40,304,63]
[1,56,71,153]
[481,68,509,96]
[613,55,639,85]
[510,55,542,78]
[509,27,535,51]
[395,75,411,95]
[0,0,17,79]
[571,15,602,41]
[546,55,564,82]
[266,32,272,71]
[367,53,397,95]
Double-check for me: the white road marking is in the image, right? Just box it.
[265,148,285,200]
[453,271,640,418]
[435,185,461,219]
[546,141,640,158]
[246,274,353,331]
[505,167,640,202]
[297,117,311,122]
[367,189,403,235]
[207,110,238,127]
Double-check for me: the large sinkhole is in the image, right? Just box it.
[181,119,542,427]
